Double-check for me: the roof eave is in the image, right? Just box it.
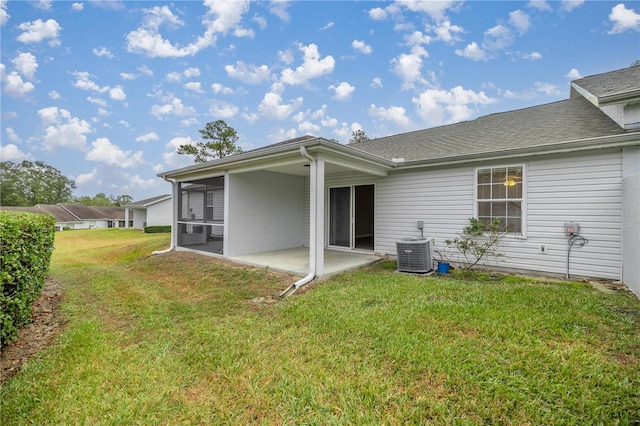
[394,132,640,170]
[158,137,394,180]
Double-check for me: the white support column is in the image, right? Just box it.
[223,170,230,256]
[125,208,130,228]
[314,159,325,277]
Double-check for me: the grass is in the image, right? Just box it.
[1,229,639,425]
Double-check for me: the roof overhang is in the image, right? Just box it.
[571,82,640,107]
[393,132,640,170]
[157,137,394,182]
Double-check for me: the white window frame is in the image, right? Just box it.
[474,164,527,238]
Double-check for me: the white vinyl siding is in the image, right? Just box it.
[374,149,623,281]
[375,167,473,256]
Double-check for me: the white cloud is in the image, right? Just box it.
[126,1,254,58]
[368,104,412,127]
[278,49,294,65]
[509,10,531,35]
[212,82,234,94]
[86,137,145,168]
[136,132,159,143]
[12,52,38,79]
[352,39,373,54]
[73,71,109,93]
[252,15,267,30]
[258,84,303,120]
[0,143,33,161]
[528,1,553,12]
[368,7,387,20]
[400,0,461,22]
[561,1,584,12]
[429,20,464,43]
[209,101,239,118]
[225,61,272,84]
[87,96,108,107]
[74,168,98,186]
[5,126,20,143]
[371,77,383,88]
[48,90,60,99]
[269,1,291,21]
[280,43,335,86]
[3,71,35,96]
[483,24,514,50]
[121,72,137,80]
[38,106,93,151]
[521,51,542,60]
[184,81,204,93]
[163,136,196,168]
[534,81,562,96]
[17,19,61,45]
[71,2,84,12]
[320,21,334,30]
[109,85,126,101]
[608,3,640,34]
[93,47,114,59]
[566,68,581,79]
[1,0,10,26]
[151,96,197,119]
[412,86,495,126]
[391,45,429,90]
[35,0,53,11]
[455,41,488,61]
[329,82,355,101]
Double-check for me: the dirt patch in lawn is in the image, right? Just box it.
[0,277,65,385]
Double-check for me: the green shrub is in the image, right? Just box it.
[144,225,171,234]
[0,211,55,348]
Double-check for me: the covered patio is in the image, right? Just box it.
[230,247,384,278]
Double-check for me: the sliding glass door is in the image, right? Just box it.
[329,184,374,250]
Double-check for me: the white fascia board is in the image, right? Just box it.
[159,138,394,180]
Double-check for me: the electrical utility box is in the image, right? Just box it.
[564,222,580,235]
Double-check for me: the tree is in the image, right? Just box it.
[75,193,133,206]
[177,120,242,163]
[349,129,369,144]
[0,160,76,206]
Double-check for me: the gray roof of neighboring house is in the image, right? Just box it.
[1,205,80,222]
[571,65,640,104]
[58,204,129,220]
[348,95,629,162]
[126,194,171,208]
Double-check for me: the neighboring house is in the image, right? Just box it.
[0,204,133,230]
[124,194,172,228]
[158,66,640,297]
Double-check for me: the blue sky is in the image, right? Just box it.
[1,0,639,201]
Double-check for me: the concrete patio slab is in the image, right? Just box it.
[230,247,383,278]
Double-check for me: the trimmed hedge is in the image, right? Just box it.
[0,211,55,348]
[144,225,171,234]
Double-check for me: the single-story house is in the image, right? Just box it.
[0,204,133,230]
[123,194,172,228]
[158,65,640,297]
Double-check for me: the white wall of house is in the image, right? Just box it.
[226,170,304,257]
[311,149,626,283]
[147,198,172,226]
[622,146,640,296]
[132,209,147,228]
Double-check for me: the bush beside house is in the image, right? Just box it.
[144,225,171,234]
[0,211,55,347]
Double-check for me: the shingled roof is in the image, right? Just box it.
[571,65,640,105]
[349,94,628,163]
[126,194,171,207]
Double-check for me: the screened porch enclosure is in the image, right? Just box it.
[177,177,225,254]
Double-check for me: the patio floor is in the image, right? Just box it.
[230,247,384,278]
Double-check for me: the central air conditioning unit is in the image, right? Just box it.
[396,237,434,273]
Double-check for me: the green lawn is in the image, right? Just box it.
[2,229,639,425]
